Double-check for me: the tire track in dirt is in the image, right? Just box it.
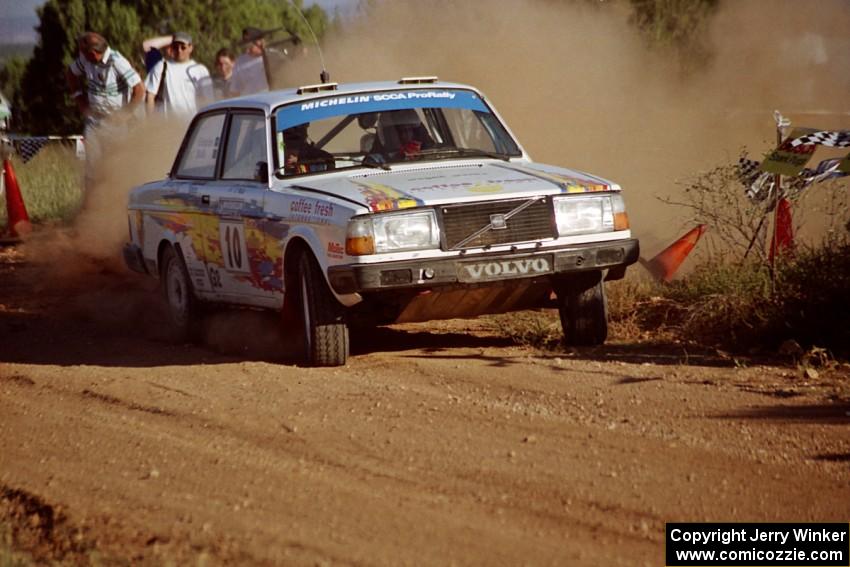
[1,249,849,565]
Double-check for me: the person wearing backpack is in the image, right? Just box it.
[144,32,213,117]
[66,31,144,190]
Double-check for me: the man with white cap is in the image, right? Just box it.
[145,32,213,116]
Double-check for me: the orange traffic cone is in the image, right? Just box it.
[641,224,707,282]
[2,158,32,239]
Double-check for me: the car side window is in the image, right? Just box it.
[222,113,268,181]
[175,113,226,179]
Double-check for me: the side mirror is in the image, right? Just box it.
[254,161,269,183]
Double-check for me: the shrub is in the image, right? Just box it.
[771,239,850,356]
[667,260,777,348]
[655,156,850,356]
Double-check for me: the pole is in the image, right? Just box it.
[0,136,8,200]
[770,117,783,291]
[742,212,767,262]
[261,47,272,90]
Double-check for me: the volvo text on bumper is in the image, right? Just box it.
[328,239,639,294]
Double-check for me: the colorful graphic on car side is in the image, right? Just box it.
[148,212,205,262]
[148,210,289,294]
[202,216,288,293]
[151,193,205,211]
[243,219,287,292]
[348,180,424,212]
[513,164,610,193]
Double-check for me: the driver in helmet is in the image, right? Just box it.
[374,109,433,160]
[282,123,334,175]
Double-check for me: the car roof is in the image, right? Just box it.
[201,79,486,115]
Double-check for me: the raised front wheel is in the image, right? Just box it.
[557,271,609,346]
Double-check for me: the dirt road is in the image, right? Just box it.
[1,245,848,566]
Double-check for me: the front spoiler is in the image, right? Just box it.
[123,243,148,275]
[328,238,639,294]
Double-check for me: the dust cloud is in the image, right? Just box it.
[16,115,189,336]
[22,115,187,269]
[15,0,849,332]
[72,116,187,260]
[283,0,850,253]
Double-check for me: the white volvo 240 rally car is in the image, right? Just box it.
[123,78,639,366]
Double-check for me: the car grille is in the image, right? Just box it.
[440,196,556,250]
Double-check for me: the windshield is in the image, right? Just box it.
[273,88,521,177]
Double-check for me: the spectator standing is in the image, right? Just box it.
[213,47,235,99]
[145,32,213,116]
[66,31,144,188]
[230,27,270,96]
[142,35,174,74]
[67,32,144,125]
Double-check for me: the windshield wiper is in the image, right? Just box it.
[414,147,511,162]
[358,156,392,171]
[454,148,511,161]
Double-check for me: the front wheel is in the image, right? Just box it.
[295,253,349,366]
[556,272,608,346]
[160,245,202,342]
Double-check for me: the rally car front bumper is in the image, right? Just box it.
[328,238,639,295]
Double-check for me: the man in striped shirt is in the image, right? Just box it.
[67,32,144,126]
[66,32,144,191]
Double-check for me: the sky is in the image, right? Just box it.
[0,0,359,44]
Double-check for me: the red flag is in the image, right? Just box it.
[769,197,794,262]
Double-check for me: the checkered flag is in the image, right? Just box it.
[788,130,850,148]
[737,156,762,186]
[13,136,50,163]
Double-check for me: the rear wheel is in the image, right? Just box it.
[556,271,608,346]
[160,245,202,342]
[295,252,349,366]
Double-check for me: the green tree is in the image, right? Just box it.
[548,0,720,71]
[12,0,327,135]
[0,56,28,131]
[0,56,27,101]
[628,0,719,69]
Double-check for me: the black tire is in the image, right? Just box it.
[295,252,349,366]
[556,272,608,346]
[160,245,202,342]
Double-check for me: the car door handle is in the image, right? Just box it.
[201,195,210,205]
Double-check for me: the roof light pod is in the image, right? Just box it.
[398,76,438,85]
[297,82,339,94]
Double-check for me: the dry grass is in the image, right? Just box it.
[491,240,850,360]
[489,309,563,350]
[1,146,83,226]
[489,273,671,350]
